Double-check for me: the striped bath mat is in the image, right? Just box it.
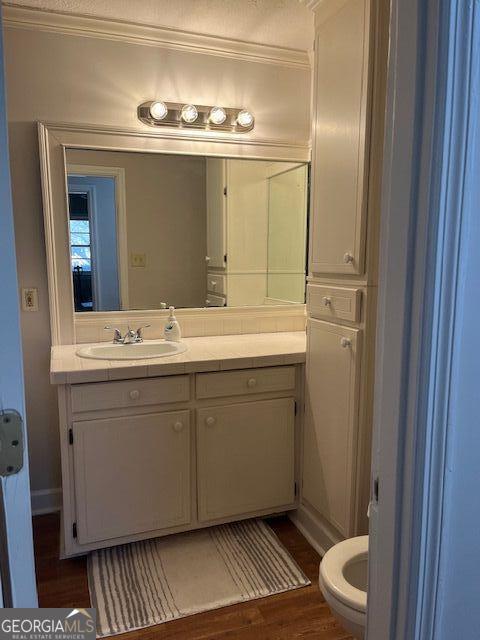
[88,518,310,637]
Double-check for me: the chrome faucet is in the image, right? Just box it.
[104,325,151,344]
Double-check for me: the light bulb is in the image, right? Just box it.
[181,104,198,123]
[236,109,254,128]
[149,101,168,120]
[209,106,227,125]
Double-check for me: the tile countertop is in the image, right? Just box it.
[50,332,307,385]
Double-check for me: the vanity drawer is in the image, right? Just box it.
[196,366,296,399]
[307,284,362,323]
[207,273,226,295]
[71,375,190,413]
[206,294,226,307]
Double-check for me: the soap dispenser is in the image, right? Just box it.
[164,306,181,342]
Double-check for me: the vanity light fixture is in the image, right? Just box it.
[138,101,255,133]
[149,101,168,120]
[236,109,255,129]
[181,104,199,123]
[209,106,227,125]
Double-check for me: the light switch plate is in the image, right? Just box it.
[21,287,39,311]
[131,253,146,268]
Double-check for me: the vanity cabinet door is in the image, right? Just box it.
[197,398,295,522]
[302,319,362,537]
[206,158,226,268]
[310,0,372,275]
[72,410,190,545]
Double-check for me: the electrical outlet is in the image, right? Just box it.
[22,288,39,312]
[130,253,146,268]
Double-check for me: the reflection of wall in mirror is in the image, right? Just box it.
[67,149,207,310]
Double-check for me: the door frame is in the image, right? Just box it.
[368,1,476,638]
[67,164,129,310]
[0,11,37,607]
[67,183,98,311]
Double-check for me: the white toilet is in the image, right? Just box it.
[319,535,368,640]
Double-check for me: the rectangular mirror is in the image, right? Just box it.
[65,148,309,312]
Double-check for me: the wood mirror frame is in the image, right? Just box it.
[38,121,310,345]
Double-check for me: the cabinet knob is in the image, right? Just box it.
[173,421,184,432]
[322,296,332,306]
[247,378,257,388]
[129,389,140,400]
[205,256,211,263]
[205,416,216,427]
[210,281,217,288]
[340,337,352,349]
[343,252,354,264]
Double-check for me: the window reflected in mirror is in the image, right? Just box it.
[65,149,309,313]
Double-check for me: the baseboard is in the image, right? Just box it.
[289,502,344,557]
[31,488,62,515]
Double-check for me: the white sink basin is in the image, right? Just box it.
[76,340,188,361]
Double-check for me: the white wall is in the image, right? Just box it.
[3,23,311,498]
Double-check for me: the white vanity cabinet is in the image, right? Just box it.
[72,410,191,545]
[57,363,302,558]
[297,0,386,551]
[197,398,295,522]
[302,319,362,537]
[309,0,372,276]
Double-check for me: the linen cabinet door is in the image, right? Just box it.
[206,158,227,268]
[197,398,295,522]
[302,319,362,537]
[310,0,372,275]
[72,410,191,545]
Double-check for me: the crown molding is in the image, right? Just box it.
[40,119,311,153]
[2,4,311,70]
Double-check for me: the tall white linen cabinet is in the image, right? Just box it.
[294,0,389,551]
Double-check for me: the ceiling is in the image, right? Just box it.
[4,0,315,50]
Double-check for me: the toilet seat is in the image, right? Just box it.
[320,535,368,613]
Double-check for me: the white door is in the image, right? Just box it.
[206,158,226,268]
[302,319,362,537]
[197,398,295,522]
[310,0,371,275]
[0,18,37,607]
[73,411,191,545]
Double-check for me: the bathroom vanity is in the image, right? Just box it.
[39,21,380,561]
[51,332,306,557]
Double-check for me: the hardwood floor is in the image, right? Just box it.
[33,514,353,639]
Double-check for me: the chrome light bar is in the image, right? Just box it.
[138,101,255,133]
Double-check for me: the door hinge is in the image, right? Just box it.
[72,522,78,539]
[0,409,24,477]
[373,476,379,502]
[294,482,298,497]
[223,186,227,196]
[68,428,74,445]
[224,254,227,264]
[294,401,298,415]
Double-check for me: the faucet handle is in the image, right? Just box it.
[104,326,123,343]
[135,324,151,340]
